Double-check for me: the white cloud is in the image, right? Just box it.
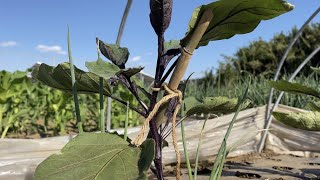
[0,41,18,47]
[132,56,141,62]
[36,44,67,55]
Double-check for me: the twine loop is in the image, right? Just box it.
[132,84,182,180]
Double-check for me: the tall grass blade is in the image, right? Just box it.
[181,99,193,180]
[67,27,82,133]
[209,79,250,180]
[181,121,193,180]
[96,41,106,133]
[215,146,227,179]
[194,116,209,180]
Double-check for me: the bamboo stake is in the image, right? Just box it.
[155,9,213,127]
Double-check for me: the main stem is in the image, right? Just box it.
[150,9,213,179]
[150,33,165,180]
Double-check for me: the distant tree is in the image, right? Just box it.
[213,22,320,82]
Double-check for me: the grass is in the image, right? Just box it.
[185,74,320,109]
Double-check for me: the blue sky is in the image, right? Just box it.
[0,0,319,78]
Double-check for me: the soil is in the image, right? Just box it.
[149,152,320,180]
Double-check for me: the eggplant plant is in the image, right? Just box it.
[32,0,293,179]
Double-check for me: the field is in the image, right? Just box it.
[1,1,320,179]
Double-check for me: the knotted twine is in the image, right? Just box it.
[132,84,182,180]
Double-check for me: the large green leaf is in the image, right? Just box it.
[34,133,151,180]
[268,80,320,98]
[32,63,111,96]
[85,58,120,80]
[186,96,250,116]
[181,0,294,47]
[97,38,129,69]
[273,111,320,131]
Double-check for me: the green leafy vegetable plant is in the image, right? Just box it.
[32,0,293,179]
[0,69,141,138]
[269,66,320,131]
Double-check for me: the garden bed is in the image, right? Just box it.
[1,105,319,179]
[157,152,320,179]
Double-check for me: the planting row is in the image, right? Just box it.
[0,70,142,138]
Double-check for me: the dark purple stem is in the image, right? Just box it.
[118,74,148,113]
[125,75,148,112]
[149,33,165,180]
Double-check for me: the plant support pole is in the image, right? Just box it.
[116,0,132,46]
[106,98,111,132]
[99,78,105,132]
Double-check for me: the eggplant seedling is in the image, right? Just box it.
[32,0,293,179]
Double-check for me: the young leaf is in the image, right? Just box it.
[32,63,111,96]
[97,38,129,69]
[117,67,144,78]
[268,80,320,98]
[186,96,250,116]
[138,139,155,179]
[273,111,320,131]
[210,80,250,180]
[34,133,143,180]
[149,0,172,35]
[181,0,294,47]
[85,59,120,80]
